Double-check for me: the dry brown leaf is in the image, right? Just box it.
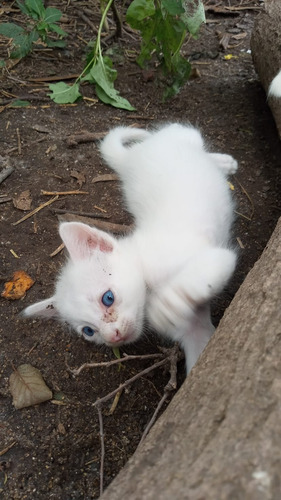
[9,364,53,409]
[13,190,32,211]
[70,169,86,188]
[232,32,247,40]
[1,270,34,300]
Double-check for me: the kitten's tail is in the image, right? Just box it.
[100,127,150,170]
[268,69,281,98]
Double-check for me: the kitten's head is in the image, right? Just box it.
[23,222,146,347]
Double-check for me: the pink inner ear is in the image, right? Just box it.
[87,234,113,253]
[60,222,115,261]
[99,238,113,252]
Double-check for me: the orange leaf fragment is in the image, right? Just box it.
[1,270,35,300]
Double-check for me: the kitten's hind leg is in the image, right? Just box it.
[181,304,215,373]
[209,153,238,175]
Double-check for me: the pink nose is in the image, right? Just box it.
[109,329,122,343]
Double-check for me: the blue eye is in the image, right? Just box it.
[82,326,95,337]
[102,290,114,307]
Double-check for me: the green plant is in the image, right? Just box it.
[126,0,205,98]
[0,0,67,62]
[48,0,135,110]
[0,0,205,108]
[48,0,205,108]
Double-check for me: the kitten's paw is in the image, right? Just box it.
[210,153,238,175]
[183,248,237,303]
[147,284,194,335]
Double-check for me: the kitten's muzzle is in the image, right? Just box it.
[107,328,127,345]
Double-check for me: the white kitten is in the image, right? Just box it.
[24,123,237,373]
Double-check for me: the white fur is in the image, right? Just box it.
[268,69,281,98]
[24,123,238,373]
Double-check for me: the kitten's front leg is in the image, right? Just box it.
[147,247,236,358]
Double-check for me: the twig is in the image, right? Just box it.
[66,131,106,147]
[96,404,105,497]
[79,11,98,34]
[125,115,154,120]
[205,5,261,15]
[12,195,59,226]
[51,208,110,219]
[92,358,169,408]
[234,210,252,221]
[49,242,65,258]
[163,344,180,391]
[5,136,47,154]
[41,190,88,196]
[0,95,51,105]
[111,0,122,38]
[66,352,165,376]
[27,341,39,356]
[94,205,107,213]
[138,344,182,446]
[16,128,21,155]
[69,345,182,491]
[0,441,17,457]
[28,74,80,82]
[108,389,123,415]
[234,176,255,220]
[92,174,118,184]
[138,392,169,447]
[57,213,133,234]
[0,166,14,185]
[0,197,12,204]
[224,5,262,11]
[236,237,245,249]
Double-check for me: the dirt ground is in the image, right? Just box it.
[0,1,280,499]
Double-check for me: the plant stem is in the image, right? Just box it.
[76,0,114,83]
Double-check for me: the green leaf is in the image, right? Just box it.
[161,0,185,16]
[94,84,134,110]
[25,0,45,18]
[36,21,48,32]
[16,1,32,16]
[135,18,156,68]
[112,347,121,359]
[181,0,205,37]
[86,57,135,111]
[10,29,39,58]
[0,23,24,38]
[48,23,68,37]
[46,38,66,48]
[163,54,191,99]
[48,82,82,104]
[154,13,186,70]
[9,99,31,107]
[10,33,33,58]
[0,59,6,67]
[126,0,155,29]
[44,7,63,24]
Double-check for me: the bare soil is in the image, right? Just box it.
[0,1,280,499]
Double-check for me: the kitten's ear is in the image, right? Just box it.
[59,222,116,261]
[22,297,58,318]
